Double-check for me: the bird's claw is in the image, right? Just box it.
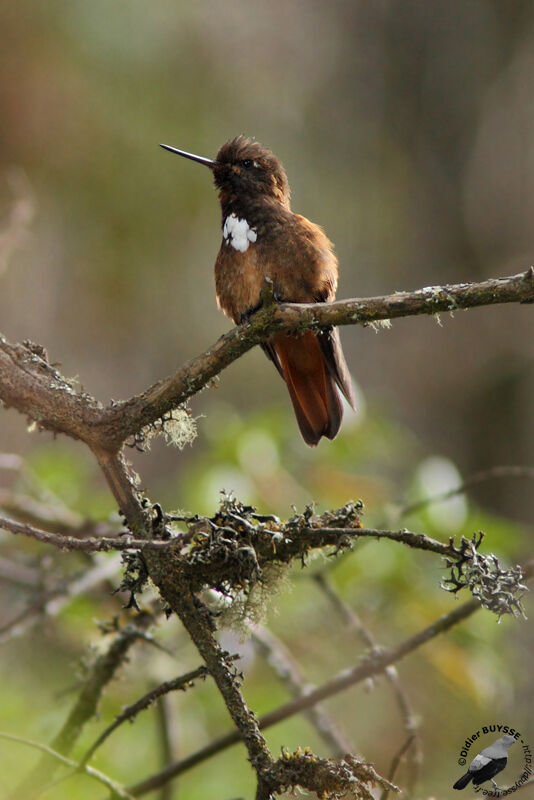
[240,277,281,323]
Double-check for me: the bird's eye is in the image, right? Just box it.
[242,159,254,169]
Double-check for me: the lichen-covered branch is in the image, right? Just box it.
[93,268,534,446]
[2,501,527,621]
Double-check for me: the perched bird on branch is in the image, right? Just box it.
[453,734,516,790]
[161,136,355,445]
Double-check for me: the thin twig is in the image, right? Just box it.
[79,665,209,766]
[0,553,122,644]
[313,573,421,793]
[0,555,40,587]
[380,735,416,800]
[400,465,534,519]
[11,614,155,799]
[251,624,353,757]
[0,487,100,535]
[0,732,133,799]
[0,513,173,552]
[128,597,481,796]
[156,696,176,800]
[305,527,456,555]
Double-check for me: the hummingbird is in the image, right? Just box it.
[161,136,355,445]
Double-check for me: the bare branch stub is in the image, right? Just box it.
[0,733,134,800]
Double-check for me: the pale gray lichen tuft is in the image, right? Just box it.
[136,406,198,451]
[442,533,528,620]
[207,562,290,638]
[366,319,393,334]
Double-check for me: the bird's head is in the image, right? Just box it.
[500,735,517,748]
[160,136,290,208]
[213,136,290,206]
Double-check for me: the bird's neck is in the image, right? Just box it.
[219,192,290,228]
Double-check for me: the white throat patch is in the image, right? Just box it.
[223,214,257,252]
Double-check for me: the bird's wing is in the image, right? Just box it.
[469,754,491,773]
[472,757,508,786]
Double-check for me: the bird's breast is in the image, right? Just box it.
[214,209,339,323]
[215,244,264,323]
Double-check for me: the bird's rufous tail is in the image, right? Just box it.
[268,330,354,446]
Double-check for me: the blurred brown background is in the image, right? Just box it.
[1,2,533,799]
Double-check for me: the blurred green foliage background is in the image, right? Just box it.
[0,1,533,798]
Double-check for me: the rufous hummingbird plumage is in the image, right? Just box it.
[161,135,355,445]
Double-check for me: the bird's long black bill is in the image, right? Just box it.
[159,144,216,168]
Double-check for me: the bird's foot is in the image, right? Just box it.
[490,779,501,790]
[240,277,281,323]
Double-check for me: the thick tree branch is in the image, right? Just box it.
[1,270,532,451]
[100,269,534,446]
